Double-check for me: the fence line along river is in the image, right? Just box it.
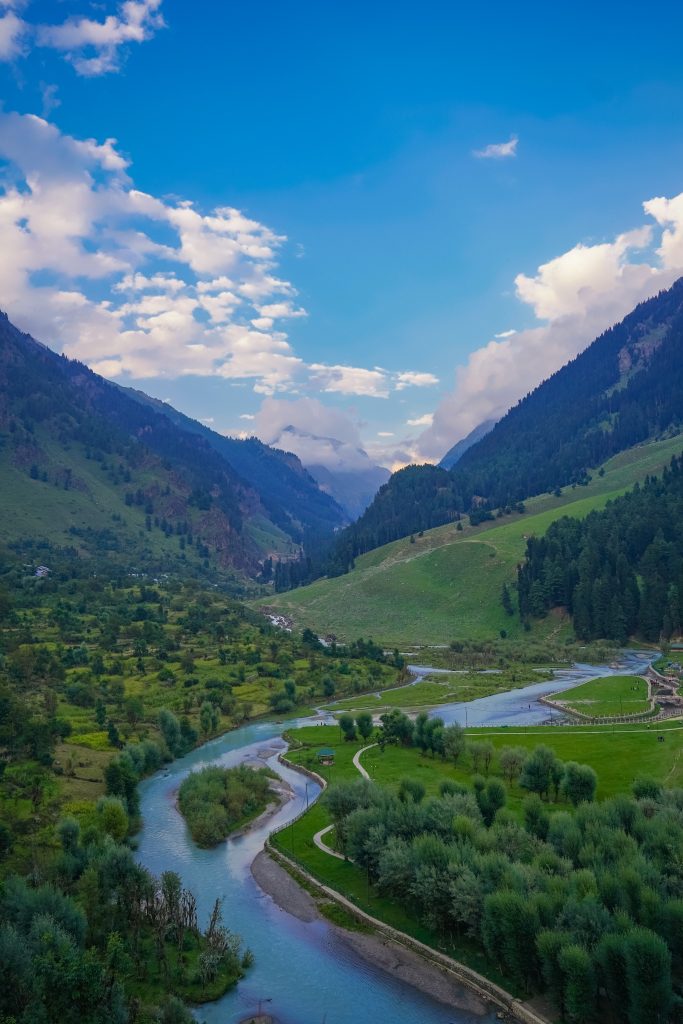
[135,651,653,1023]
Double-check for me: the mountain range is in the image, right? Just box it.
[328,276,683,572]
[0,311,347,582]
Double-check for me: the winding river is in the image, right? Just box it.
[135,650,653,1024]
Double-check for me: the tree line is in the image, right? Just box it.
[325,764,682,1024]
[0,799,250,1024]
[517,455,683,641]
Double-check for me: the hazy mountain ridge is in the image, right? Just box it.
[272,424,390,517]
[121,390,348,539]
[439,419,496,469]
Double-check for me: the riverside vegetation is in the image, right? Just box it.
[276,716,683,1024]
[0,539,401,1022]
[178,764,276,847]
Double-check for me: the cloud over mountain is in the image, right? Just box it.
[417,195,683,461]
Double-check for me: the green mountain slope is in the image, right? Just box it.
[123,387,347,540]
[265,433,683,645]
[0,311,341,580]
[330,277,683,569]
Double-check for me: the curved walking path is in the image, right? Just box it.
[313,822,346,860]
[312,744,378,859]
[353,742,377,778]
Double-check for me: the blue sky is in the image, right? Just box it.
[2,0,683,468]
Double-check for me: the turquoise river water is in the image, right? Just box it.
[135,650,652,1024]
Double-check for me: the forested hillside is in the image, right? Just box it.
[124,387,347,541]
[518,455,683,641]
[329,278,683,571]
[0,312,345,582]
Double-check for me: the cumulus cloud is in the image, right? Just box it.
[0,0,165,74]
[395,370,439,390]
[0,110,437,401]
[309,364,390,398]
[407,413,433,427]
[417,200,683,461]
[473,135,518,159]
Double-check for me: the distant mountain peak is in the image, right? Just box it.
[265,422,389,518]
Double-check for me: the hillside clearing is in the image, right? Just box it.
[265,434,683,645]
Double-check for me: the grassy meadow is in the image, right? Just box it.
[265,434,683,646]
[554,673,651,718]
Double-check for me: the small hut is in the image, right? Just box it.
[316,748,335,766]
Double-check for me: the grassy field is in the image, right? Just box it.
[283,719,683,805]
[555,674,651,718]
[265,434,683,646]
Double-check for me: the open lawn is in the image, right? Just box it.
[265,434,683,646]
[283,719,683,805]
[554,674,651,718]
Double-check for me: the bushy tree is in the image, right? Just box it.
[338,713,357,741]
[355,711,374,741]
[520,745,561,800]
[562,762,597,806]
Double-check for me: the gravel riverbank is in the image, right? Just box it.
[251,850,492,1017]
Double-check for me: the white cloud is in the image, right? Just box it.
[0,1,164,73]
[416,201,683,461]
[645,193,683,270]
[36,0,165,75]
[377,431,394,437]
[0,10,26,60]
[514,227,654,321]
[494,328,516,338]
[473,136,518,160]
[0,110,459,403]
[309,363,390,398]
[256,300,307,320]
[395,370,439,390]
[407,413,433,427]
[0,111,305,393]
[39,81,61,118]
[239,413,255,420]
